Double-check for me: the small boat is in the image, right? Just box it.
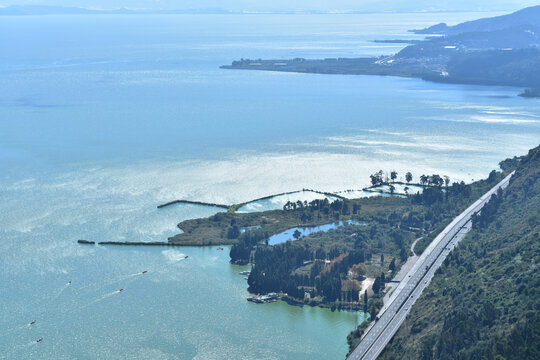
[68,280,72,285]
[185,256,189,259]
[119,288,124,292]
[29,321,36,326]
[36,337,43,343]
[142,270,148,274]
[217,247,224,251]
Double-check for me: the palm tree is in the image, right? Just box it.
[405,172,413,183]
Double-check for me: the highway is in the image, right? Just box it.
[347,171,514,360]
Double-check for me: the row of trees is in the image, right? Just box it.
[283,198,360,215]
[419,174,450,187]
[369,170,450,188]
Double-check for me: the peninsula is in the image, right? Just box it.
[222,6,540,96]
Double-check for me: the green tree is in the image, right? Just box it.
[364,290,368,312]
[389,258,396,274]
[370,170,384,186]
[406,172,413,183]
[227,225,240,239]
[430,174,444,187]
[372,277,381,294]
[400,247,407,262]
[390,171,398,181]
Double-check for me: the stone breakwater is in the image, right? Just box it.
[77,240,188,246]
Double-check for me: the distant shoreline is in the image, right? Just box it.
[220,56,535,93]
[0,6,502,16]
[221,7,540,96]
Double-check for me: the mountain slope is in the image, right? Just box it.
[414,5,540,34]
[378,145,540,360]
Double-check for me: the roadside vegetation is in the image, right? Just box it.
[378,145,540,360]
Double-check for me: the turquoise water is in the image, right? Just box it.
[269,220,366,245]
[1,12,540,360]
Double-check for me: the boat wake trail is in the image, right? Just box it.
[4,339,40,357]
[76,272,141,293]
[3,323,31,335]
[50,280,72,303]
[79,289,125,310]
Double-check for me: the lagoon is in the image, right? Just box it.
[269,220,366,245]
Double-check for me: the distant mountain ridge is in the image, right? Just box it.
[0,5,231,15]
[413,5,540,34]
[0,5,119,15]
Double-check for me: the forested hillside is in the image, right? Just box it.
[378,145,540,360]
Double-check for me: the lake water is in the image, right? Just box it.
[1,11,540,360]
[269,220,365,245]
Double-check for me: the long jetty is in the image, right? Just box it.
[77,240,189,247]
[158,189,346,212]
[157,200,231,209]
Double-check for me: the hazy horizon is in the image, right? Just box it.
[0,0,538,13]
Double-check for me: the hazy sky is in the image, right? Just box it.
[0,0,538,12]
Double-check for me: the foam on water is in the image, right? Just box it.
[161,250,188,263]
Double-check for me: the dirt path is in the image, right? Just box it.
[410,236,423,256]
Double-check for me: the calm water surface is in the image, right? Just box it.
[1,12,540,359]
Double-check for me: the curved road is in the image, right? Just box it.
[347,172,514,360]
